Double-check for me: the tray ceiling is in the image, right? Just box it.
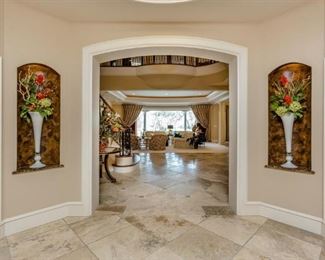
[102,90,229,106]
[122,90,212,98]
[17,0,310,23]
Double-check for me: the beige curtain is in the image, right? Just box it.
[191,104,211,141]
[122,104,143,127]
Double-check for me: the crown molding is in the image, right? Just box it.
[108,91,127,102]
[105,90,228,106]
[207,91,229,104]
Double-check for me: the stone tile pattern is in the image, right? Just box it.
[2,153,324,259]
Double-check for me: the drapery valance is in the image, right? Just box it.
[122,104,143,127]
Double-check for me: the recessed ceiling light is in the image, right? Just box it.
[134,0,192,4]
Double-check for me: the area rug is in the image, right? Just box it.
[134,142,228,154]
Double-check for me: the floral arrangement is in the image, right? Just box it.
[270,70,310,119]
[100,104,124,148]
[18,67,54,122]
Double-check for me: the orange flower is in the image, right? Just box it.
[283,95,292,105]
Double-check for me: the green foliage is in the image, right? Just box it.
[99,102,124,144]
[270,71,310,119]
[18,67,54,122]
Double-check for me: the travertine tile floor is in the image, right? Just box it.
[1,153,324,259]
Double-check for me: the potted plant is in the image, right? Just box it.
[270,70,310,168]
[18,67,54,169]
[99,105,124,152]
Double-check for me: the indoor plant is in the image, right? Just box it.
[18,67,54,169]
[99,105,124,152]
[270,70,310,168]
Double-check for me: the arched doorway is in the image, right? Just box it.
[81,36,248,216]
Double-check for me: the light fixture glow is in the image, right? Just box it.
[134,0,192,4]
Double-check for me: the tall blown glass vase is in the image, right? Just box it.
[280,113,297,169]
[29,112,46,169]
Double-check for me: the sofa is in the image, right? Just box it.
[176,131,194,139]
[149,134,168,150]
[172,131,191,149]
[174,137,192,149]
[144,131,167,137]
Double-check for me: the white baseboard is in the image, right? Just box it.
[0,202,86,237]
[242,201,323,235]
[0,200,322,238]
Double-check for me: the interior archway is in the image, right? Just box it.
[81,36,248,216]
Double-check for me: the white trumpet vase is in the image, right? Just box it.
[280,113,298,169]
[29,112,46,169]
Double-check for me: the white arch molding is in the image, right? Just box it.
[81,36,249,215]
[0,57,2,227]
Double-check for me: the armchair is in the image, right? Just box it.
[149,134,168,151]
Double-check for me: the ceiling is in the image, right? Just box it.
[101,90,229,106]
[100,61,228,105]
[100,63,229,90]
[122,90,212,97]
[17,0,311,23]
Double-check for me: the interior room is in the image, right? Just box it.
[0,0,324,259]
[98,55,231,236]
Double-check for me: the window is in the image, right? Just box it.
[186,110,196,131]
[136,111,145,136]
[136,110,196,135]
[146,111,185,131]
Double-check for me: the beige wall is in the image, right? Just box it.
[218,100,229,145]
[247,2,324,216]
[209,100,229,144]
[1,1,324,219]
[209,104,219,143]
[3,2,81,218]
[0,0,3,56]
[0,0,3,221]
